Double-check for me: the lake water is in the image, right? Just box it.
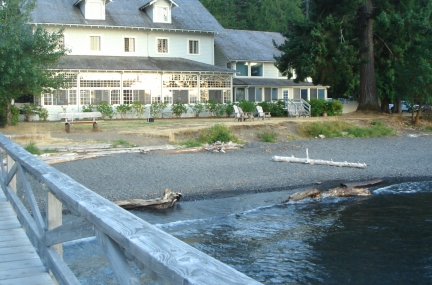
[64,181,432,285]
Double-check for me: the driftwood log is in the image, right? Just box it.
[282,179,381,203]
[272,148,367,169]
[114,189,182,209]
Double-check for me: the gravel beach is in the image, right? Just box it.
[52,135,432,202]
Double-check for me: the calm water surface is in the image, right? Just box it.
[64,181,432,285]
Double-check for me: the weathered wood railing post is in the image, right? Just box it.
[46,184,63,257]
[7,154,16,192]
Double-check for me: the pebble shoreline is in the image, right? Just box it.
[51,135,432,202]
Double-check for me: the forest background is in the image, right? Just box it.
[200,0,432,125]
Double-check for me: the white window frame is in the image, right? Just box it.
[188,39,200,55]
[157,38,169,54]
[154,5,170,23]
[89,35,101,52]
[124,37,136,53]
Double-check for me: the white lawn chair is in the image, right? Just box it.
[233,105,247,121]
[256,106,271,120]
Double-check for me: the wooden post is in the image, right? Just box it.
[46,189,63,257]
[7,155,16,193]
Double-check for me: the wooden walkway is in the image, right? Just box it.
[0,190,55,285]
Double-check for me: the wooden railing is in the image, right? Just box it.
[0,133,262,285]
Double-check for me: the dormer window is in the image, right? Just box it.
[139,0,178,24]
[155,6,169,22]
[74,0,112,20]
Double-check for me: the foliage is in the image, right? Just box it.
[0,0,69,125]
[257,101,285,117]
[308,99,343,117]
[205,100,218,116]
[238,100,256,112]
[297,121,395,139]
[215,103,226,117]
[96,102,116,119]
[225,102,234,117]
[179,139,203,148]
[111,139,135,148]
[116,104,132,119]
[82,105,94,112]
[10,105,20,125]
[198,124,237,143]
[37,107,49,121]
[150,101,168,118]
[131,102,146,119]
[20,104,39,121]
[171,101,188,118]
[190,102,205,117]
[257,130,278,143]
[199,0,304,34]
[24,141,41,155]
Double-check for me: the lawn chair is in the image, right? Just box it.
[256,106,271,120]
[238,107,254,121]
[233,105,247,121]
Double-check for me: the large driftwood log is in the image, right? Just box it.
[114,189,182,209]
[322,187,371,197]
[283,188,322,203]
[283,182,375,203]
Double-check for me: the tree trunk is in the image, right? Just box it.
[5,101,11,127]
[357,0,379,111]
[414,103,422,126]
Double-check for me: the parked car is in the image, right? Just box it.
[389,101,409,113]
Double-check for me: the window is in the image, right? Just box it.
[157,38,168,53]
[318,89,325,99]
[90,36,100,51]
[283,90,289,101]
[155,6,169,22]
[188,40,199,54]
[251,62,263,77]
[310,89,318,100]
[124,38,135,52]
[235,88,245,102]
[301,89,308,100]
[272,88,278,100]
[236,62,248,76]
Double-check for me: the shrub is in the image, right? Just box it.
[225,102,234,117]
[297,121,395,138]
[198,124,237,143]
[257,101,285,117]
[325,100,343,116]
[111,139,135,148]
[82,105,94,112]
[179,139,203,148]
[150,101,168,118]
[215,103,226,117]
[257,130,278,143]
[96,101,116,119]
[171,101,188,118]
[131,102,146,119]
[20,104,39,121]
[308,99,327,117]
[205,100,218,116]
[116,104,132,119]
[238,100,256,112]
[190,102,205,117]
[10,105,20,125]
[37,107,49,121]
[25,141,41,155]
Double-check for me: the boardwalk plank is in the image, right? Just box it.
[0,244,36,255]
[0,265,48,280]
[0,274,54,285]
[0,258,43,271]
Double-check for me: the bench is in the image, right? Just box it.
[57,112,102,133]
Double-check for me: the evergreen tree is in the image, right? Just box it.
[0,0,68,125]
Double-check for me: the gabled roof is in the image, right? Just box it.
[54,55,236,73]
[139,0,178,10]
[73,0,113,6]
[215,29,286,62]
[31,0,224,33]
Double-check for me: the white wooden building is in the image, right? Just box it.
[30,0,326,120]
[214,29,328,102]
